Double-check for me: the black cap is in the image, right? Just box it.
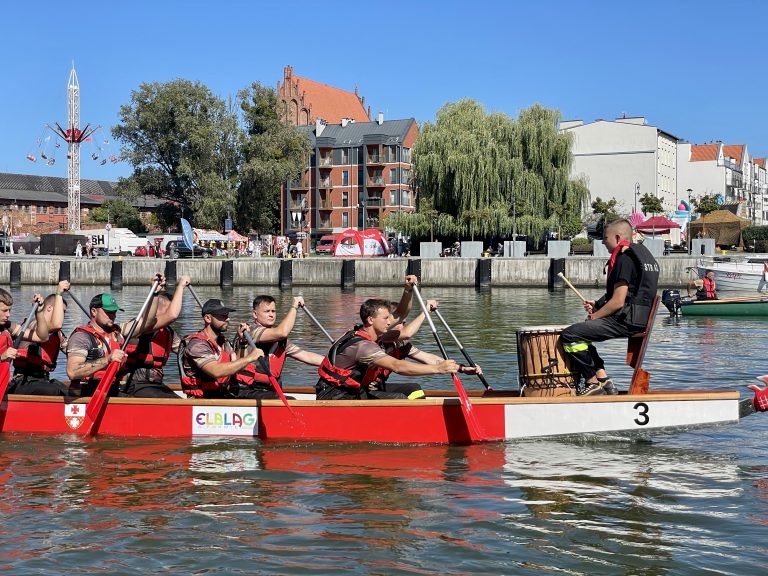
[202,298,236,316]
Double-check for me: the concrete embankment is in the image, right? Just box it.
[0,255,698,289]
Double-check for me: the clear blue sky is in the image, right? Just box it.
[2,0,767,183]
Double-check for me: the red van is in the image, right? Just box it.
[315,234,337,255]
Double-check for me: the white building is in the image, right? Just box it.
[559,116,680,215]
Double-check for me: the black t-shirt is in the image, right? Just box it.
[606,252,637,302]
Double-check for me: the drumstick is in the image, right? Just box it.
[557,272,588,303]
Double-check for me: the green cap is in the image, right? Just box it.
[90,293,124,312]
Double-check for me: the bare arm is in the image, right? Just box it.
[200,348,264,379]
[390,275,418,324]
[289,349,324,366]
[66,348,126,380]
[257,296,304,342]
[590,283,629,320]
[153,275,190,330]
[371,353,458,377]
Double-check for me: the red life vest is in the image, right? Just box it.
[14,331,61,375]
[180,332,232,397]
[234,337,287,389]
[317,328,387,392]
[0,322,13,357]
[697,277,717,299]
[124,327,174,370]
[368,340,412,387]
[71,324,122,388]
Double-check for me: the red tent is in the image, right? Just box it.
[332,229,389,257]
[636,215,681,234]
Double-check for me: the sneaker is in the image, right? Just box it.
[602,379,619,395]
[578,381,606,396]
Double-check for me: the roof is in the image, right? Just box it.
[722,144,744,164]
[293,75,369,124]
[690,144,719,162]
[755,158,766,168]
[0,172,164,208]
[300,119,416,147]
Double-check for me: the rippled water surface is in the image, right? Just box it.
[2,285,768,574]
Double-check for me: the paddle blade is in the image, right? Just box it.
[0,362,11,400]
[452,374,484,441]
[82,361,121,436]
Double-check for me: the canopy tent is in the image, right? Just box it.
[688,210,751,247]
[636,215,681,234]
[332,229,389,257]
[193,229,229,243]
[226,230,248,242]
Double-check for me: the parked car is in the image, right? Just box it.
[315,234,338,255]
[165,241,213,259]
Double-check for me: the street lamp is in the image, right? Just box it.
[634,182,640,213]
[687,188,693,254]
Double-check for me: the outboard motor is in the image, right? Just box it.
[662,289,682,316]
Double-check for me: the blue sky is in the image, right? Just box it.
[2,0,767,183]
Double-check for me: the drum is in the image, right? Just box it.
[516,325,578,397]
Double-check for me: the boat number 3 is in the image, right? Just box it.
[633,402,649,426]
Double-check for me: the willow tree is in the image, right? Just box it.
[387,99,589,242]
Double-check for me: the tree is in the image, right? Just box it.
[591,197,619,230]
[89,199,146,233]
[693,194,720,217]
[236,83,311,234]
[388,100,589,243]
[112,79,240,228]
[639,193,663,216]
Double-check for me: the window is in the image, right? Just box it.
[342,191,349,207]
[36,205,43,214]
[402,148,411,163]
[390,168,398,184]
[340,148,349,164]
[390,190,397,205]
[342,212,349,227]
[342,170,349,186]
[401,169,411,184]
[402,190,411,206]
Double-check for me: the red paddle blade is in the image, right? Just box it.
[0,362,11,400]
[452,374,485,441]
[268,375,300,419]
[82,361,120,436]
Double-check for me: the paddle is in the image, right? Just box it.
[301,304,334,343]
[82,278,160,436]
[0,303,39,400]
[67,290,91,318]
[691,295,768,304]
[411,285,484,441]
[242,330,299,418]
[431,307,492,391]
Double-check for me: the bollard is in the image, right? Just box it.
[164,259,177,287]
[548,258,566,292]
[476,258,491,288]
[110,260,123,290]
[58,260,71,282]
[220,260,233,288]
[406,258,421,283]
[10,261,21,287]
[279,259,292,289]
[341,259,355,289]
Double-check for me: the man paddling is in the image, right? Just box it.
[119,275,192,398]
[316,298,463,400]
[66,276,165,397]
[180,298,264,398]
[232,295,324,399]
[9,280,70,396]
[561,219,660,396]
[0,288,50,381]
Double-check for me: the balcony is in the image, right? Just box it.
[289,201,309,210]
[319,156,333,167]
[367,155,384,165]
[366,197,384,206]
[318,219,332,229]
[367,177,385,187]
[318,178,332,189]
[288,178,309,189]
[318,200,332,210]
[365,217,380,228]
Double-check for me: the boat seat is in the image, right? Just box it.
[626,295,660,395]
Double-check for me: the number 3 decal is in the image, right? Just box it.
[633,402,649,426]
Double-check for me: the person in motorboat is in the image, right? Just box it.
[66,277,165,397]
[561,219,660,396]
[119,275,192,399]
[9,280,70,396]
[687,269,718,301]
[231,295,324,400]
[316,298,464,400]
[179,298,263,398]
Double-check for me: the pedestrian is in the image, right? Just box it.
[85,239,92,259]
[295,240,303,259]
[75,241,83,259]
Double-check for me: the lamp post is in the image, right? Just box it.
[634,182,640,213]
[687,188,693,254]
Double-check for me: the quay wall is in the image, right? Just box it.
[0,256,699,288]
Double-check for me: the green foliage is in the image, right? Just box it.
[571,237,591,246]
[693,194,720,217]
[388,100,589,243]
[591,197,619,228]
[112,79,240,228]
[742,225,768,252]
[236,83,311,233]
[89,199,146,233]
[639,193,663,215]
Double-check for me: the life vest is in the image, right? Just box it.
[124,327,174,370]
[0,322,13,356]
[234,336,287,390]
[369,340,412,388]
[696,277,717,300]
[317,328,386,393]
[179,332,232,397]
[70,324,122,388]
[14,330,61,375]
[606,243,660,328]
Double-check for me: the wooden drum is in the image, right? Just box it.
[516,325,578,397]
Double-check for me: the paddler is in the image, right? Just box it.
[0,288,50,386]
[66,276,165,397]
[9,280,70,396]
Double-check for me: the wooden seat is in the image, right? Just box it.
[626,295,660,394]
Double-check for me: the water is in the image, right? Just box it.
[2,285,768,574]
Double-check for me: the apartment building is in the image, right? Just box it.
[559,116,681,214]
[282,115,418,244]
